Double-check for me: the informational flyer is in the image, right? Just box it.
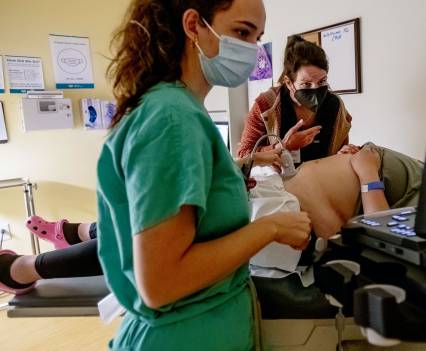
[248,43,273,110]
[0,56,5,93]
[100,100,117,129]
[5,55,45,94]
[81,98,102,130]
[50,34,95,89]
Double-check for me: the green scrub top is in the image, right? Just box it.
[97,81,254,350]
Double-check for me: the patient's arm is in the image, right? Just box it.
[350,146,390,214]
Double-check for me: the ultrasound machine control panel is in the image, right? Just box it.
[342,207,426,267]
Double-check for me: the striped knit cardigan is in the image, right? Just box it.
[238,86,352,158]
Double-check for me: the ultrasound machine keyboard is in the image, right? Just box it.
[343,207,426,267]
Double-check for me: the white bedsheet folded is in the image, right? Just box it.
[249,173,302,273]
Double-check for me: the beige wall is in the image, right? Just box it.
[1,0,425,254]
[0,0,130,254]
[263,0,426,161]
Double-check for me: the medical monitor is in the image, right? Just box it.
[215,121,229,151]
[414,153,426,237]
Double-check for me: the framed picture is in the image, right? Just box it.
[295,18,361,94]
[0,102,8,144]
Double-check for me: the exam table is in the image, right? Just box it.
[9,251,426,350]
[7,233,420,351]
[7,271,366,351]
[8,273,334,319]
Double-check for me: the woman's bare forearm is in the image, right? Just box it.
[359,174,390,214]
[133,207,276,309]
[162,221,274,304]
[351,148,390,215]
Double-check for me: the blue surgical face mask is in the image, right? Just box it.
[194,18,259,88]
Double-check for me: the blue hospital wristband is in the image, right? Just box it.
[361,181,385,193]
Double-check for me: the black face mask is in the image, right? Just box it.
[293,85,328,113]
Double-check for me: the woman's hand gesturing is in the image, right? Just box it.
[282,119,322,152]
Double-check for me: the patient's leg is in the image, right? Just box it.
[34,239,102,279]
[77,222,98,241]
[0,239,102,293]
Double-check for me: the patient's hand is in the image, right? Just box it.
[262,211,312,250]
[338,144,360,154]
[350,146,381,183]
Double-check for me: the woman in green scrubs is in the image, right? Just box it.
[97,0,311,350]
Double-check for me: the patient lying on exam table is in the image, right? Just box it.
[0,143,423,295]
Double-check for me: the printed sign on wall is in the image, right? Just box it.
[0,56,5,94]
[321,23,356,91]
[248,42,273,110]
[50,34,95,89]
[5,55,45,94]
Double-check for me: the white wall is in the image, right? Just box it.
[206,84,250,157]
[263,0,426,161]
[0,0,129,254]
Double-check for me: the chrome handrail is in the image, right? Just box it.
[0,177,40,254]
[0,177,30,189]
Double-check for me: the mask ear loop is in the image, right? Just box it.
[194,18,221,56]
[193,37,204,55]
[201,18,221,40]
[290,81,302,107]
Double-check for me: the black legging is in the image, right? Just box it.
[34,223,102,279]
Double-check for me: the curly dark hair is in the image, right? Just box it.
[278,35,329,89]
[106,0,234,129]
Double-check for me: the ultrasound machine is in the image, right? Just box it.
[314,153,426,347]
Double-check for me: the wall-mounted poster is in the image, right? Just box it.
[321,22,357,92]
[295,18,361,94]
[248,42,273,110]
[5,55,45,94]
[0,56,5,94]
[50,34,95,89]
